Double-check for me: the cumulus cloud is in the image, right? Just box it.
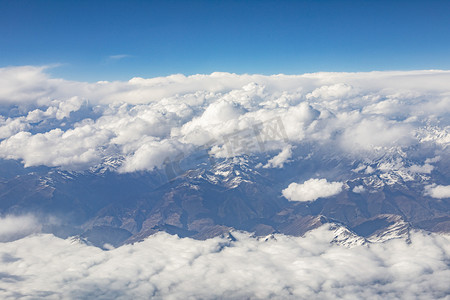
[282,178,344,202]
[408,163,434,174]
[306,83,355,100]
[352,185,366,193]
[264,145,293,168]
[0,66,449,172]
[0,225,449,299]
[0,117,30,139]
[0,126,110,169]
[119,138,191,172]
[25,96,86,122]
[424,184,450,199]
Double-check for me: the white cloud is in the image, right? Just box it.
[0,126,111,170]
[0,66,449,172]
[340,118,414,152]
[0,117,30,139]
[264,145,293,168]
[0,215,40,242]
[425,156,440,164]
[0,225,449,299]
[25,96,85,122]
[119,138,191,172]
[282,178,344,202]
[353,185,366,193]
[306,83,355,100]
[408,163,434,174]
[424,184,450,199]
[0,66,53,104]
[108,54,131,60]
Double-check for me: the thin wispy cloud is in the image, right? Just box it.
[108,54,131,61]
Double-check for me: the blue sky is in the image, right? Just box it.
[1,0,450,81]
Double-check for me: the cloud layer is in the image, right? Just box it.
[0,66,449,185]
[0,217,449,299]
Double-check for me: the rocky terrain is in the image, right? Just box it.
[1,144,448,248]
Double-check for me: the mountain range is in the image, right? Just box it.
[1,143,448,249]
